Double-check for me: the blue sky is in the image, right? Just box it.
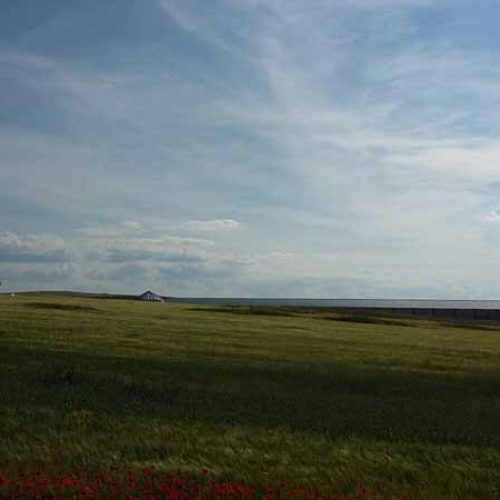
[2,0,500,298]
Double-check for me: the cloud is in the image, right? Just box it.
[485,208,500,222]
[158,0,269,55]
[0,263,72,287]
[75,220,215,262]
[183,219,240,231]
[77,221,144,238]
[387,141,500,181]
[0,232,68,263]
[100,240,207,263]
[78,219,241,238]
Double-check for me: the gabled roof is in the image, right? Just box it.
[139,290,164,301]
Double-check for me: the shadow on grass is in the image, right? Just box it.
[3,343,500,448]
[23,302,100,312]
[0,349,500,447]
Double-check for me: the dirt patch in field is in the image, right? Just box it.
[437,320,500,332]
[322,315,414,327]
[189,306,297,318]
[191,306,414,326]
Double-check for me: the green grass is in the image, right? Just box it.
[2,294,500,498]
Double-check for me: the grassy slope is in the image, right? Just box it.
[1,294,500,498]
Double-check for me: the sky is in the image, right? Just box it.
[2,0,500,298]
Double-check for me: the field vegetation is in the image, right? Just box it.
[2,294,500,498]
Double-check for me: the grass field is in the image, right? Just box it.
[2,294,500,498]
